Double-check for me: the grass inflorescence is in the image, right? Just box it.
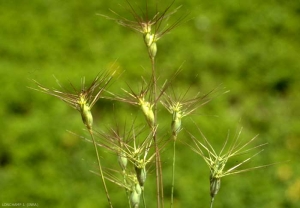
[30,1,278,208]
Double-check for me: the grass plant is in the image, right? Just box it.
[30,1,277,207]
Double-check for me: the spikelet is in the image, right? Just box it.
[99,1,186,43]
[144,32,154,47]
[118,152,128,171]
[143,32,157,58]
[210,174,221,199]
[78,96,93,130]
[135,165,147,188]
[140,99,155,128]
[31,71,114,131]
[148,41,157,58]
[188,126,273,207]
[130,183,142,208]
[171,109,182,137]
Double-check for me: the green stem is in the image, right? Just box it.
[88,129,113,208]
[170,137,177,208]
[210,197,214,208]
[151,57,164,208]
[123,171,132,208]
[142,189,147,208]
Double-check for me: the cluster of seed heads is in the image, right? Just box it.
[30,1,276,208]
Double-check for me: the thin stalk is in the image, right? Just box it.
[210,197,214,208]
[123,171,132,208]
[88,129,113,208]
[158,149,164,208]
[170,136,177,208]
[142,189,147,208]
[150,56,163,208]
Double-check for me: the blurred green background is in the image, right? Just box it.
[1,0,299,207]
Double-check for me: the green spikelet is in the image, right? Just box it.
[149,42,157,58]
[144,33,154,47]
[80,102,93,130]
[130,183,141,208]
[171,110,182,137]
[144,32,157,58]
[140,101,155,128]
[135,166,147,188]
[118,152,128,171]
[210,174,221,199]
[135,183,142,195]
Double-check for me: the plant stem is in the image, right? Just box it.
[150,56,164,208]
[210,197,214,208]
[142,189,147,208]
[123,171,132,208]
[88,129,113,208]
[170,137,177,208]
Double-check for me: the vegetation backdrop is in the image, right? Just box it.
[0,0,299,207]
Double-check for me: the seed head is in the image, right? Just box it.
[161,86,214,137]
[188,126,273,206]
[31,71,115,130]
[99,1,186,41]
[106,78,156,128]
[99,1,187,59]
[94,120,157,189]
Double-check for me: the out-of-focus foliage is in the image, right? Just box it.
[0,0,299,207]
